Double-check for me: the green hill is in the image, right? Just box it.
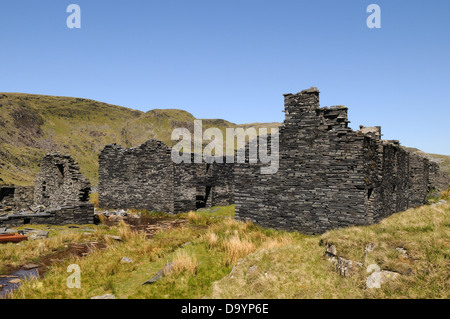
[0,93,281,186]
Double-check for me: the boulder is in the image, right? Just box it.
[121,257,133,263]
[22,264,40,270]
[142,262,173,285]
[366,270,400,288]
[29,230,49,240]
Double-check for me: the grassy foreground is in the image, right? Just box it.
[1,199,449,299]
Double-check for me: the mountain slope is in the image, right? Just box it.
[0,93,281,185]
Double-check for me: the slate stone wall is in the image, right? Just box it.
[0,203,94,227]
[0,186,34,213]
[1,153,94,225]
[34,153,91,208]
[99,140,234,213]
[235,88,449,234]
[99,140,175,213]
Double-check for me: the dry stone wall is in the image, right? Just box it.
[98,139,235,213]
[34,153,91,208]
[99,140,175,212]
[0,203,93,227]
[1,153,94,226]
[0,186,34,213]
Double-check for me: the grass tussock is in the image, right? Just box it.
[202,232,219,249]
[169,250,198,276]
[222,235,256,266]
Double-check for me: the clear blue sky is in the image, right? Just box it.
[1,0,449,154]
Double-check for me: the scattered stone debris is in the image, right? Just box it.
[0,227,15,235]
[143,220,187,237]
[142,262,173,285]
[431,199,447,207]
[95,209,141,222]
[22,264,40,270]
[366,270,401,288]
[364,243,376,254]
[121,257,133,263]
[26,230,49,241]
[104,235,122,241]
[228,260,243,278]
[395,247,408,256]
[326,244,337,255]
[30,205,46,213]
[325,244,363,277]
[91,294,116,299]
[8,278,21,284]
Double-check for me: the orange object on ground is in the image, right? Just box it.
[0,233,28,243]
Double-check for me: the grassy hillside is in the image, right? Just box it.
[0,93,281,186]
[4,193,449,299]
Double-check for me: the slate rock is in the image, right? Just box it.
[91,294,116,299]
[142,262,173,285]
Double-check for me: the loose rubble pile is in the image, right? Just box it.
[324,243,401,288]
[94,208,141,221]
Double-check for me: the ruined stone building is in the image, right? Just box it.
[234,88,449,234]
[5,88,443,232]
[0,152,94,227]
[98,139,234,213]
[34,153,91,207]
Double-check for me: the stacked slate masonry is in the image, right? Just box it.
[34,153,91,208]
[98,139,234,213]
[0,152,94,226]
[235,88,449,234]
[0,185,34,213]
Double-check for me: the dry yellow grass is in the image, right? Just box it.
[440,187,450,199]
[117,220,140,242]
[212,200,450,299]
[168,250,198,276]
[222,235,256,266]
[203,232,219,249]
[260,234,293,250]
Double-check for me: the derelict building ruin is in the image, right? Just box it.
[0,153,94,227]
[234,88,449,234]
